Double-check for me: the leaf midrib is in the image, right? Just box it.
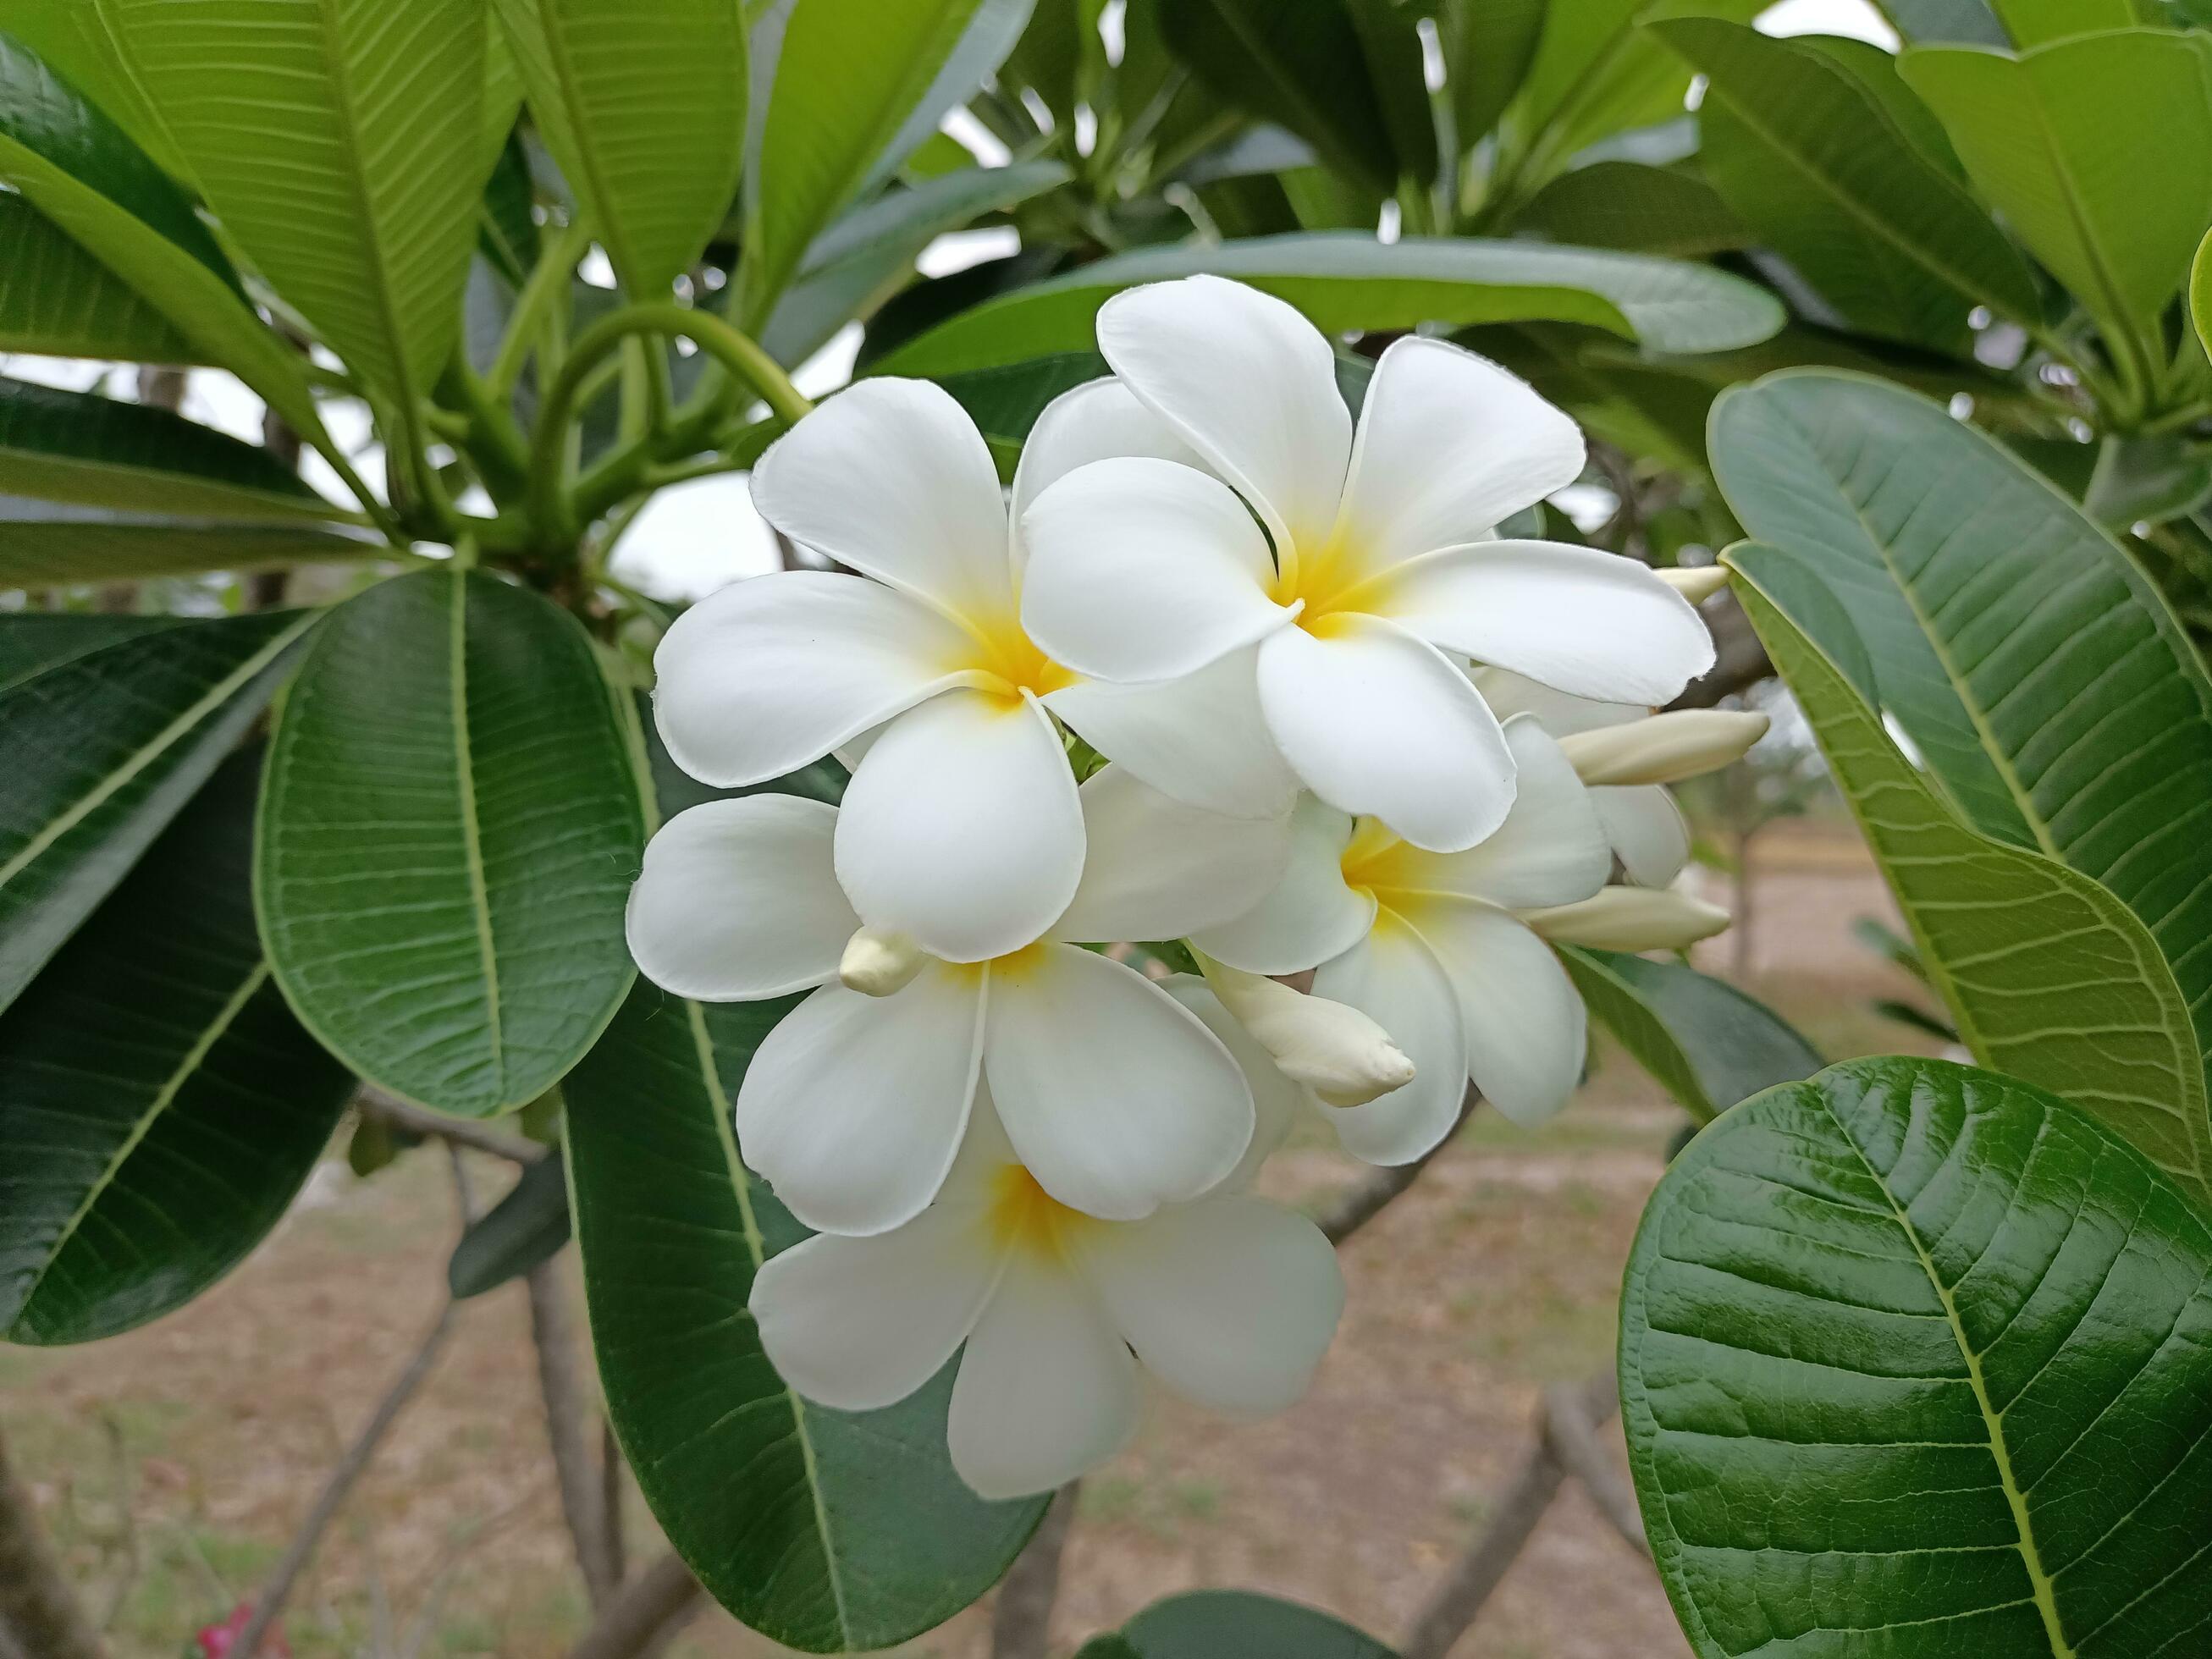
[446,572,505,1090]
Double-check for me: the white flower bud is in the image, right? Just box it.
[838,927,926,997]
[1558,709,1769,786]
[1658,565,1731,604]
[1521,887,1729,951]
[1200,957,1415,1106]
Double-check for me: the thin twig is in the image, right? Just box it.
[356,1089,548,1165]
[0,1421,108,1659]
[1318,1090,1479,1246]
[599,1419,626,1589]
[990,1481,1082,1659]
[527,1259,621,1607]
[564,1553,704,1659]
[1540,1381,1643,1557]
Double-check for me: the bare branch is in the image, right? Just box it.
[599,1419,627,1590]
[564,1553,704,1659]
[1318,1090,1478,1246]
[527,1259,621,1607]
[1540,1380,1643,1557]
[990,1482,1082,1659]
[357,1089,548,1165]
[0,1421,108,1659]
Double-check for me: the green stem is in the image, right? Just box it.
[492,218,597,400]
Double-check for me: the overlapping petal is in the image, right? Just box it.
[1596,784,1692,888]
[1405,897,1586,1127]
[1096,274,1351,550]
[836,689,1084,963]
[1189,796,1373,975]
[984,944,1252,1221]
[1011,377,1201,554]
[625,796,855,1000]
[1256,616,1515,852]
[653,571,982,786]
[1159,975,1307,1191]
[1043,647,1299,819]
[1051,766,1293,944]
[1310,915,1470,1165]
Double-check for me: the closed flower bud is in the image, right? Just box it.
[1558,708,1769,786]
[1521,887,1729,951]
[838,927,925,997]
[1658,565,1731,604]
[1201,958,1415,1106]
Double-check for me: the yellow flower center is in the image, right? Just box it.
[950,602,1076,703]
[1338,816,1417,899]
[984,1162,1085,1258]
[1269,532,1380,630]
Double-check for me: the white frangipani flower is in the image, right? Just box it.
[753,1103,1343,1500]
[625,768,1288,1235]
[1193,719,1614,1159]
[1018,274,1716,853]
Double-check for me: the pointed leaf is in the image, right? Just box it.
[257,569,643,1117]
[494,0,746,297]
[1442,0,1546,151]
[0,748,353,1346]
[0,609,312,1016]
[875,232,1784,374]
[0,196,196,363]
[1563,945,1823,1124]
[1622,1055,2212,1657]
[0,503,378,591]
[1102,1591,1396,1657]
[447,1150,568,1299]
[0,615,187,688]
[565,981,1049,1651]
[1725,542,2212,1204]
[1515,161,1751,258]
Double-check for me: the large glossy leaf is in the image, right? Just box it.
[1514,160,1750,257]
[1160,0,1434,196]
[494,0,745,297]
[1079,1591,1396,1658]
[0,378,341,523]
[0,749,352,1347]
[565,981,1049,1651]
[1622,1055,2212,1657]
[741,0,1033,324]
[1563,945,1823,1124]
[1656,19,2037,350]
[1725,543,2212,1204]
[1709,372,2212,1094]
[0,615,185,688]
[0,504,377,590]
[257,569,643,1117]
[0,0,190,175]
[1994,0,2142,47]
[876,232,1784,374]
[0,32,328,446]
[1900,31,2212,372]
[1441,0,1546,152]
[105,0,488,417]
[0,197,196,363]
[0,609,312,1016]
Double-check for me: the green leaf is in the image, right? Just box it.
[1656,19,2038,350]
[1708,372,2212,1101]
[741,0,1033,325]
[0,378,341,523]
[0,748,353,1346]
[104,0,488,417]
[0,503,377,592]
[1900,30,2212,381]
[477,130,542,289]
[2082,432,2212,530]
[257,570,643,1118]
[1101,1590,1397,1657]
[494,0,745,298]
[447,1150,569,1299]
[0,609,312,1017]
[0,615,187,688]
[0,196,196,363]
[0,32,329,448]
[0,1,191,176]
[565,981,1049,1651]
[1563,945,1823,1124]
[1876,0,2010,46]
[2192,223,2212,366]
[1441,0,1546,151]
[875,232,1784,374]
[928,352,1110,477]
[1621,1055,2212,1658]
[1993,0,2142,47]
[1513,160,1748,257]
[1161,0,1434,196]
[1725,542,2212,1204]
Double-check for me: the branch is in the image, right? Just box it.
[1666,592,1770,711]
[0,1421,107,1659]
[1318,1089,1478,1246]
[564,1553,703,1659]
[1539,1381,1644,1557]
[356,1089,548,1166]
[527,1259,621,1607]
[990,1482,1082,1659]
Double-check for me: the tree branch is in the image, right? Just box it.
[564,1553,703,1659]
[990,1481,1082,1659]
[356,1089,548,1165]
[527,1259,621,1607]
[1539,1381,1644,1557]
[0,1421,107,1659]
[1666,592,1770,710]
[1318,1090,1478,1246]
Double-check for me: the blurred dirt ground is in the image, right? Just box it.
[2,821,1940,1659]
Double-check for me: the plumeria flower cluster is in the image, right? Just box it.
[627,277,1762,1500]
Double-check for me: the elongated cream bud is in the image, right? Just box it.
[839,927,925,997]
[1558,709,1768,787]
[1200,956,1415,1106]
[1522,887,1729,951]
[1658,565,1731,604]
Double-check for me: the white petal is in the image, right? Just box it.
[1257,615,1515,852]
[1010,376,1201,569]
[1051,767,1294,943]
[1159,976,1306,1191]
[653,571,982,786]
[1043,648,1299,819]
[1332,337,1584,572]
[1404,898,1585,1127]
[626,797,856,1000]
[1311,915,1470,1166]
[985,944,1253,1220]
[1597,784,1691,888]
[1189,795,1373,975]
[749,378,1014,625]
[751,1211,1000,1412]
[1076,1195,1343,1415]
[1019,456,1289,684]
[734,967,986,1236]
[1368,540,1714,707]
[1470,665,1642,736]
[1359,716,1610,912]
[1097,274,1352,551]
[947,1253,1137,1500]
[837,690,1083,962]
